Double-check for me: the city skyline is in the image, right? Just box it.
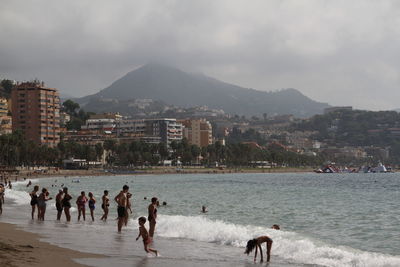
[1,1,400,110]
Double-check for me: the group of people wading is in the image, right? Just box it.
[27,183,277,261]
[29,184,159,256]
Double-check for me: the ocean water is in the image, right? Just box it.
[1,172,400,267]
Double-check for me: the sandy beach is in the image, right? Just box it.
[0,222,100,267]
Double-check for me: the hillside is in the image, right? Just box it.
[77,64,329,117]
[290,109,400,148]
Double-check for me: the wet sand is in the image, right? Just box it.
[0,222,100,267]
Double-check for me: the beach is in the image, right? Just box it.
[0,222,99,267]
[1,172,400,267]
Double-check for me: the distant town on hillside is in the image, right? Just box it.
[1,73,400,172]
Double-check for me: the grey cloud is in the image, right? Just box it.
[1,0,400,110]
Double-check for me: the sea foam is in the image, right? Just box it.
[157,215,400,267]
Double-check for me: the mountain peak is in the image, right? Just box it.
[78,65,329,117]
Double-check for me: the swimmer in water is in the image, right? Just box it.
[271,224,280,230]
[245,236,273,262]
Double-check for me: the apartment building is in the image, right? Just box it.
[0,98,8,117]
[11,81,60,146]
[180,119,213,147]
[0,97,12,135]
[76,118,182,147]
[144,119,183,147]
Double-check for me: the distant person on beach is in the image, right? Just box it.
[0,184,4,204]
[148,197,158,238]
[55,189,64,220]
[88,192,96,221]
[30,185,39,219]
[245,236,273,262]
[124,192,133,226]
[62,187,72,222]
[0,184,4,215]
[76,191,88,221]
[38,188,52,221]
[26,180,32,187]
[8,181,12,189]
[100,190,109,221]
[114,185,129,232]
[136,217,158,256]
[201,206,208,213]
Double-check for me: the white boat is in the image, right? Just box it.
[371,163,388,173]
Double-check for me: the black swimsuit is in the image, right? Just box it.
[62,195,72,208]
[30,193,38,206]
[89,199,95,210]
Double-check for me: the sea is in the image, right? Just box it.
[1,172,400,267]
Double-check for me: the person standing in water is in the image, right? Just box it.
[37,188,52,221]
[148,197,158,238]
[245,236,273,262]
[114,185,129,232]
[76,191,88,221]
[62,187,72,222]
[88,192,96,221]
[30,185,39,219]
[124,192,133,226]
[100,190,109,221]
[55,189,64,220]
[136,217,158,256]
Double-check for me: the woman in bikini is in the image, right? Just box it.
[76,191,88,221]
[148,197,158,238]
[100,190,109,221]
[30,185,39,219]
[245,235,273,262]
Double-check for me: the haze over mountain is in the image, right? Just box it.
[77,64,329,117]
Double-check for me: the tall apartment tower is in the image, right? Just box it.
[180,119,213,147]
[11,81,61,147]
[145,119,183,147]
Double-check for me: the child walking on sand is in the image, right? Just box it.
[136,217,158,256]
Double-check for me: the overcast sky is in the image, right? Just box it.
[1,0,400,110]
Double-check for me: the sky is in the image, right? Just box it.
[1,0,400,110]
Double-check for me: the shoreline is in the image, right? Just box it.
[4,166,315,181]
[0,222,101,267]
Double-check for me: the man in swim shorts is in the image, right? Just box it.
[114,185,129,232]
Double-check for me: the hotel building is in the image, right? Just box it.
[180,119,213,147]
[11,81,61,146]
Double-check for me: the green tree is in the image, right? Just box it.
[62,99,80,115]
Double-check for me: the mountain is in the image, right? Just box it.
[77,64,329,117]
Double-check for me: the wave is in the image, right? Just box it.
[4,188,31,205]
[5,188,77,212]
[157,215,400,267]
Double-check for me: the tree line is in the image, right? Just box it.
[0,131,322,168]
